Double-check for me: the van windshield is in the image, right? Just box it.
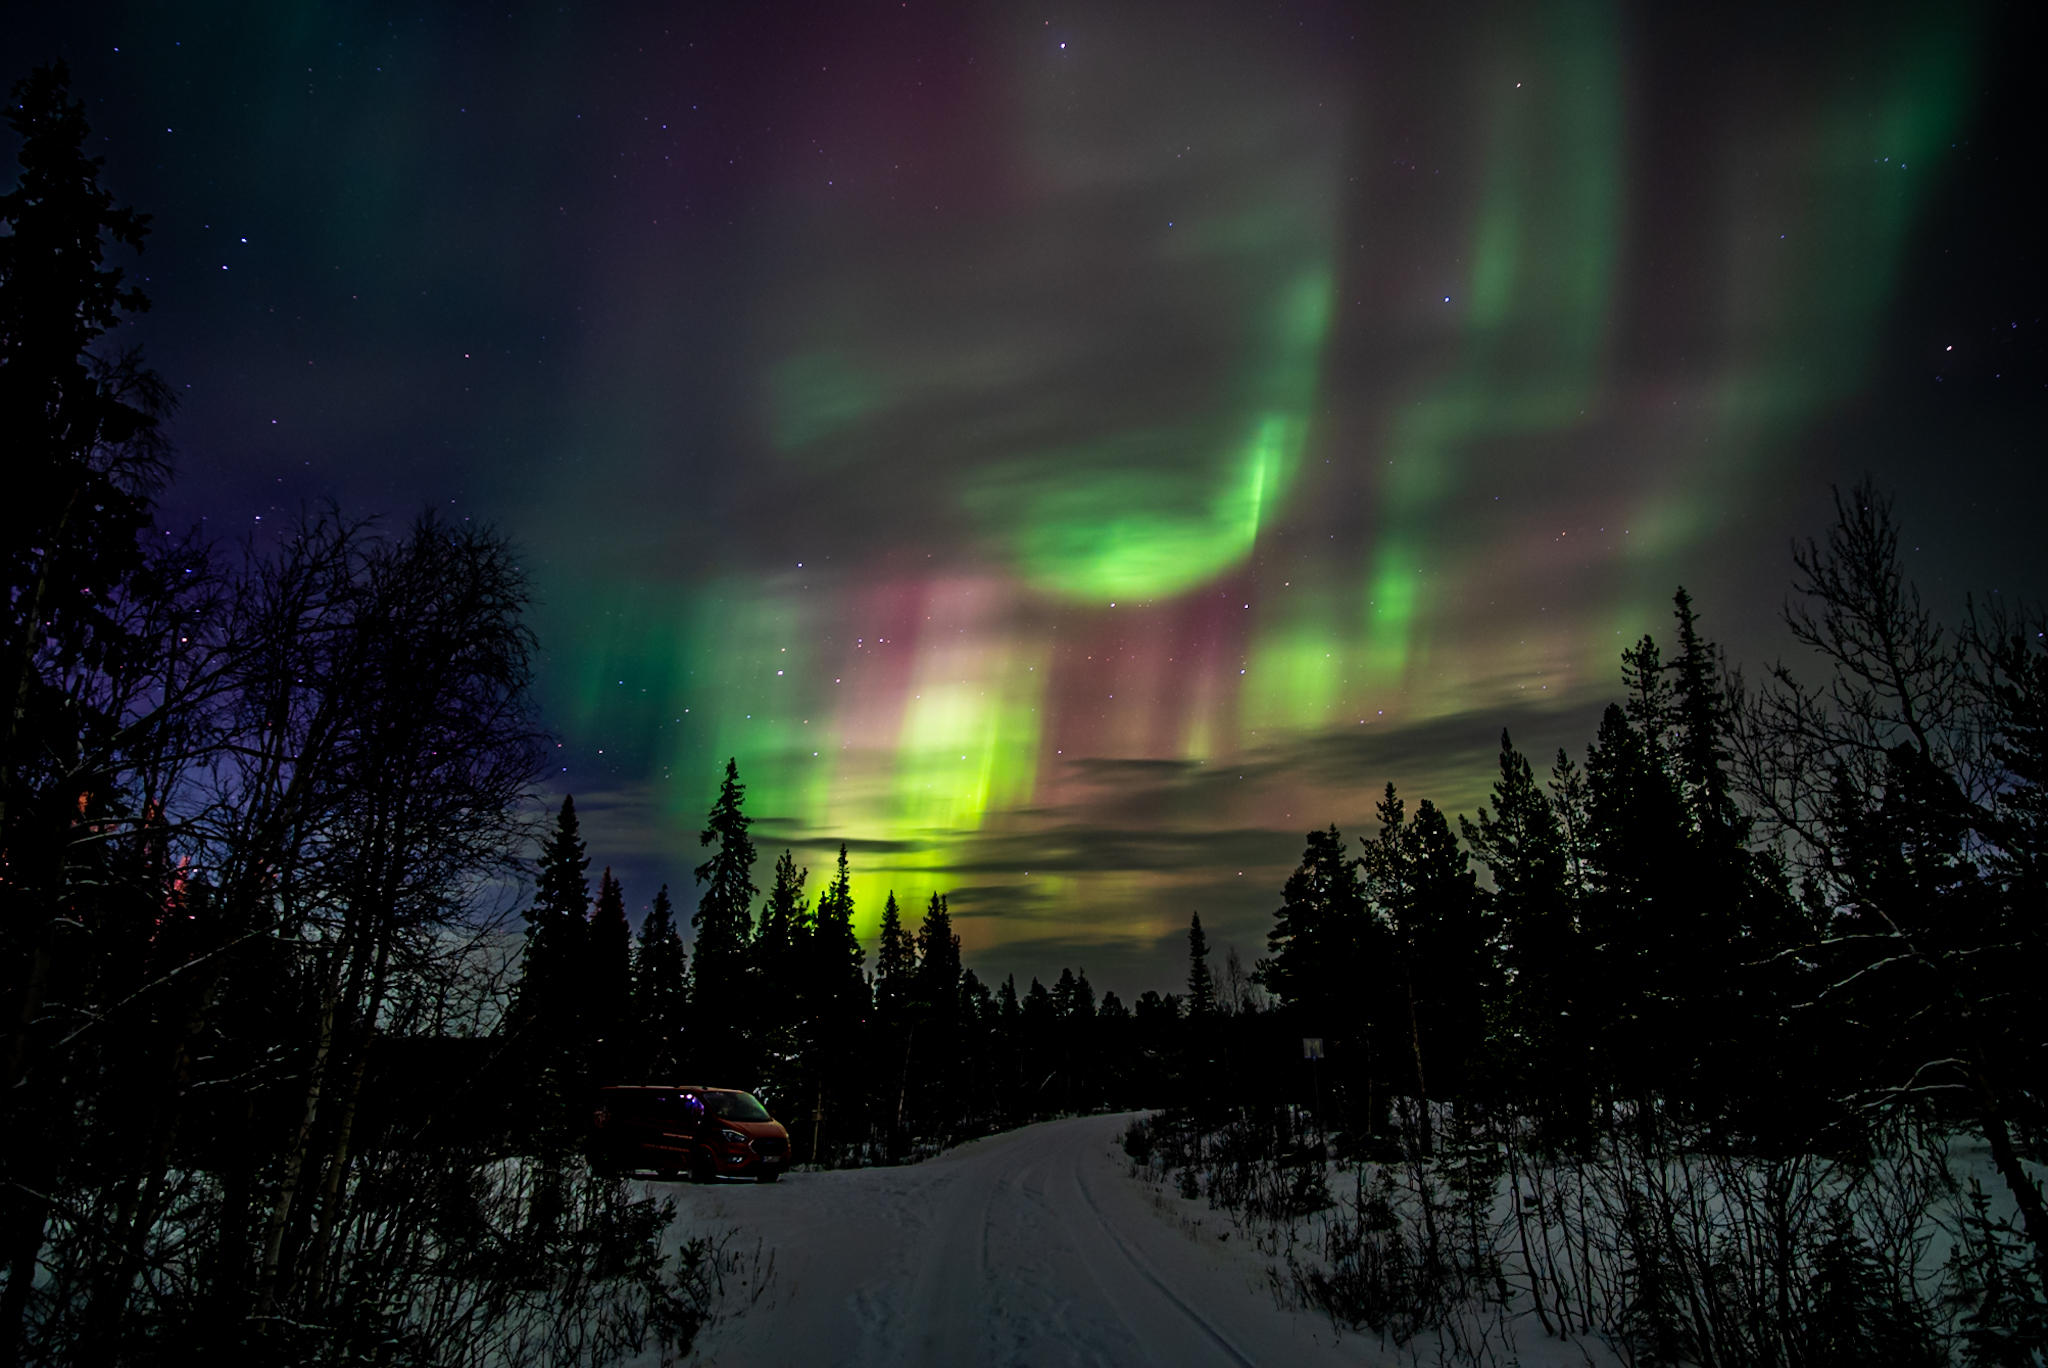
[702,1090,770,1122]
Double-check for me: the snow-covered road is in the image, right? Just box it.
[659,1112,1361,1368]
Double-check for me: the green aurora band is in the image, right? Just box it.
[528,1,1981,970]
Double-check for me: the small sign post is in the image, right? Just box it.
[1302,1038,1324,1060]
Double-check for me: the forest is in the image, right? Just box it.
[516,510,2047,1364]
[4,59,2046,1368]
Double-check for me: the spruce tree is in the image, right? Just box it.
[1583,698,1681,1094]
[1583,597,1797,1116]
[1185,913,1216,1019]
[632,884,688,1078]
[1357,786,1487,1131]
[514,796,590,1043]
[1669,588,1744,848]
[798,843,866,1135]
[690,759,758,1078]
[755,847,808,1065]
[691,759,758,958]
[1069,968,1098,1105]
[1046,969,1082,1107]
[1666,589,1792,1115]
[1461,732,1566,904]
[908,895,963,1126]
[585,868,634,1077]
[914,893,960,1013]
[757,850,807,987]
[875,891,915,1017]
[1052,967,1079,1018]
[0,70,174,1340]
[959,968,992,1020]
[509,796,590,1139]
[1258,826,1368,1029]
[1462,732,1585,1123]
[1,61,168,839]
[1399,799,1489,1101]
[1550,748,1596,902]
[810,843,864,991]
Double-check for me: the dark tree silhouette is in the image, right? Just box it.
[585,869,634,1074]
[756,849,807,998]
[1462,731,1587,1126]
[1,68,175,1349]
[0,65,736,1362]
[1357,786,1487,1144]
[1739,482,2048,1286]
[0,61,168,841]
[632,884,688,1078]
[514,797,591,1054]
[808,843,863,995]
[1259,824,1372,1069]
[1185,913,1216,1020]
[874,891,914,1018]
[914,893,960,1014]
[690,758,757,1079]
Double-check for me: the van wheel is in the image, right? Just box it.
[691,1152,717,1184]
[757,1169,781,1184]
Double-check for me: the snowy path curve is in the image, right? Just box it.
[659,1112,1360,1368]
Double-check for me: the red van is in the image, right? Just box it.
[591,1085,791,1182]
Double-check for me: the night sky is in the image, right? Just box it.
[7,1,2042,998]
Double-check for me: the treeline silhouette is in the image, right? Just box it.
[0,65,733,1367]
[1197,529,2048,1363]
[505,775,1217,1165]
[1133,509,2045,1366]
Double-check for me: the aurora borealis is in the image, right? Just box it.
[8,1,2041,995]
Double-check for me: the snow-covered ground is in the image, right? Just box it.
[638,1113,1618,1368]
[647,1112,1346,1366]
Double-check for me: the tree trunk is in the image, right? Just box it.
[253,988,338,1317]
[301,1044,371,1307]
[1504,1128,1556,1336]
[1404,970,1431,1156]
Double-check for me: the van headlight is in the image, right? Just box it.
[721,1129,748,1144]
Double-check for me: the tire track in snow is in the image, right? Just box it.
[664,1115,1358,1368]
[1068,1158,1259,1368]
